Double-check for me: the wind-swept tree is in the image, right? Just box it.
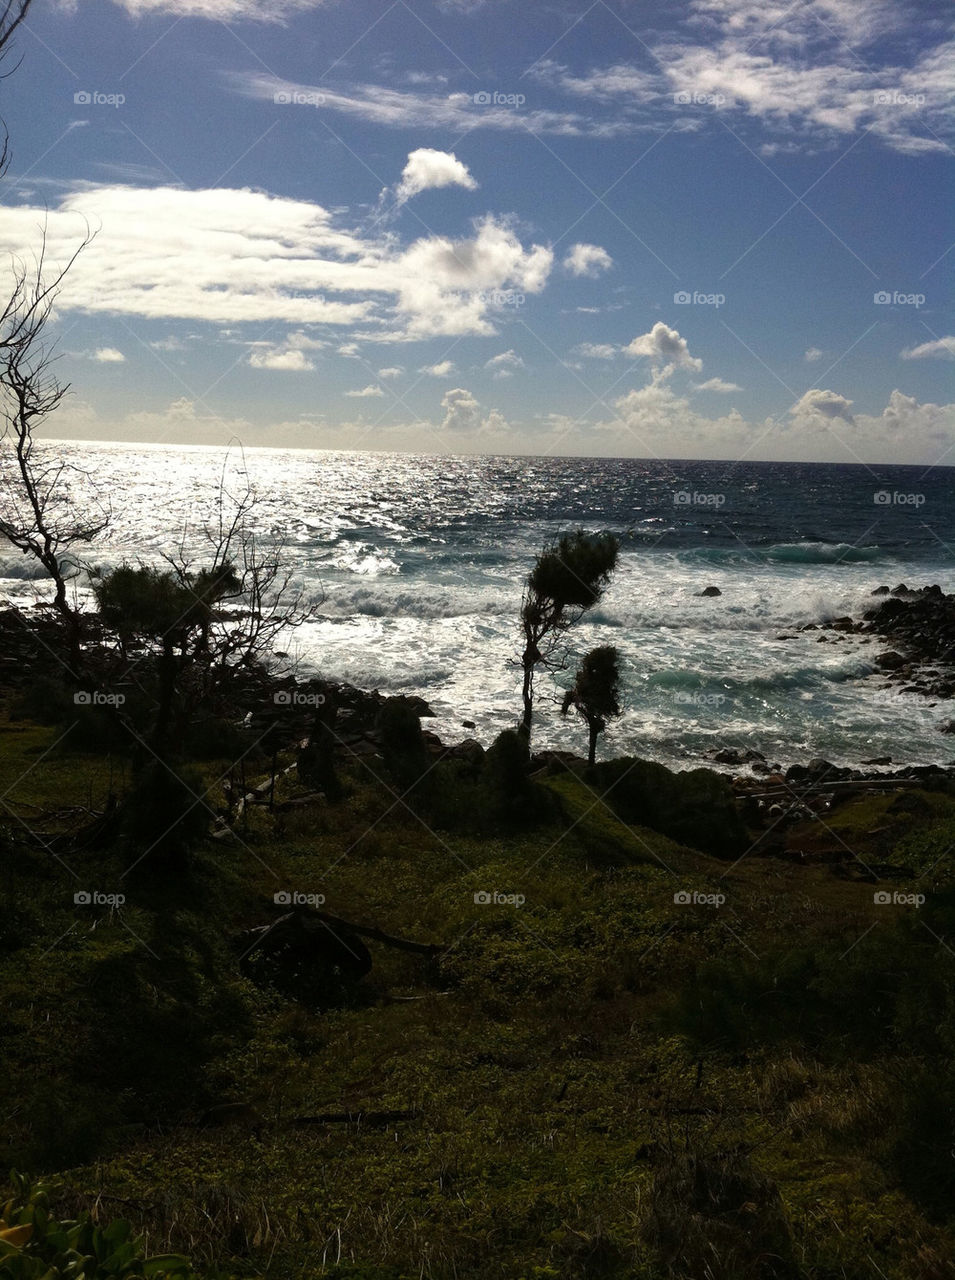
[518,529,619,740]
[561,644,622,766]
[93,559,241,754]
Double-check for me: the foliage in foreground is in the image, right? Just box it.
[0,1173,196,1280]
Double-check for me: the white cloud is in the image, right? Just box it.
[439,387,507,434]
[790,388,855,422]
[901,336,955,360]
[377,366,403,378]
[111,0,328,19]
[344,384,385,397]
[440,387,482,431]
[394,148,477,203]
[804,347,824,362]
[625,321,702,371]
[0,186,552,341]
[420,360,457,377]
[563,243,613,277]
[232,72,627,138]
[697,376,740,392]
[573,342,617,359]
[91,347,125,362]
[484,349,524,378]
[249,348,314,371]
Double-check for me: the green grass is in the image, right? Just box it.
[3,699,955,1279]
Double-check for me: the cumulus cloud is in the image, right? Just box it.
[485,349,524,377]
[563,243,613,277]
[91,347,125,362]
[420,360,456,377]
[439,387,507,434]
[394,148,477,203]
[0,186,553,341]
[377,366,403,379]
[344,384,385,397]
[573,342,616,359]
[790,388,855,422]
[804,347,824,362]
[697,377,740,392]
[249,348,314,371]
[440,387,482,431]
[901,336,955,360]
[625,322,702,371]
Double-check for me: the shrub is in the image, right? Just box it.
[121,761,211,874]
[0,1171,195,1278]
[593,758,747,858]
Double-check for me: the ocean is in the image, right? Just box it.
[7,442,954,770]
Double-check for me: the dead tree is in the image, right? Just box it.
[0,233,107,670]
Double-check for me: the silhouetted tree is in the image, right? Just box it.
[92,560,240,754]
[0,2,103,670]
[518,529,619,741]
[561,644,621,766]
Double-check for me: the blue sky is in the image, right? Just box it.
[1,0,953,460]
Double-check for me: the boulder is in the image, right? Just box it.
[699,585,722,597]
[876,651,907,670]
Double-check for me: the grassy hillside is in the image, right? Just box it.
[3,700,955,1279]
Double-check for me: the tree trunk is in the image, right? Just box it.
[520,652,534,740]
[588,722,597,767]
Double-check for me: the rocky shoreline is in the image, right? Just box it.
[2,581,954,789]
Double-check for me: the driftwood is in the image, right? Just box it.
[313,908,443,959]
[747,777,926,801]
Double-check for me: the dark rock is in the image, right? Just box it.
[862,756,892,766]
[699,585,722,597]
[462,719,476,729]
[871,585,890,595]
[939,720,955,735]
[875,651,907,670]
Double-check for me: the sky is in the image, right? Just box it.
[0,0,952,461]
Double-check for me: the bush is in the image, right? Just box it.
[0,1171,195,1278]
[378,700,429,792]
[593,758,747,858]
[642,1143,798,1279]
[121,761,211,874]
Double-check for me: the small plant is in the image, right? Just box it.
[0,1172,195,1278]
